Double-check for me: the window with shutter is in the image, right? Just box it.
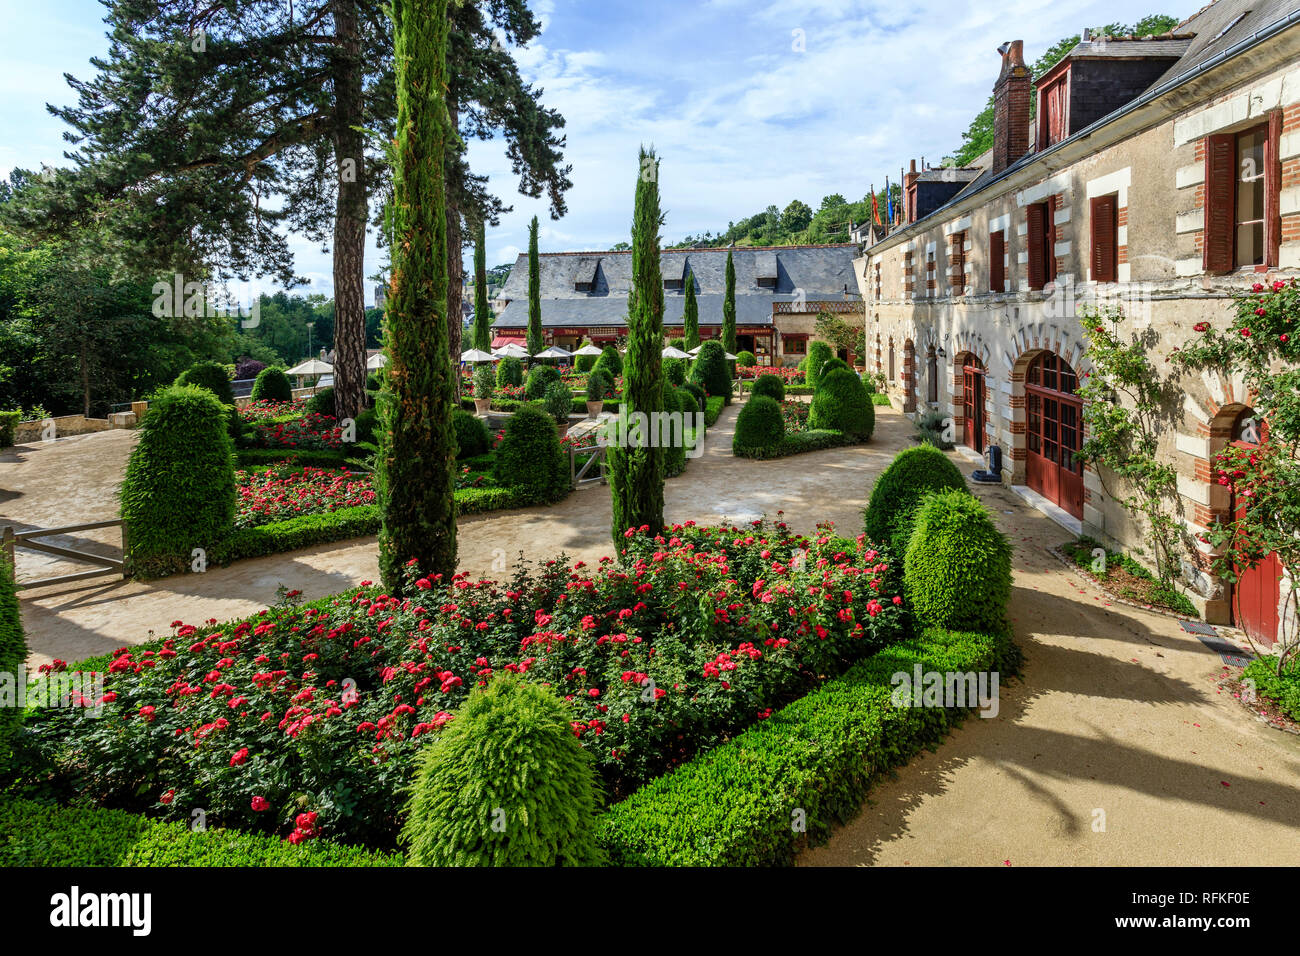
[1267,110,1282,267]
[990,230,1005,292]
[1090,194,1118,283]
[1203,133,1237,273]
[1027,203,1051,290]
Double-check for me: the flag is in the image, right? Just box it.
[871,184,880,226]
[885,176,895,226]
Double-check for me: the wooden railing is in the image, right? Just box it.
[2,520,126,590]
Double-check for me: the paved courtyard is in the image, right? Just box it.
[4,402,1299,864]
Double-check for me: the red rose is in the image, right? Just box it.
[230,747,249,767]
[160,790,175,805]
[251,796,270,812]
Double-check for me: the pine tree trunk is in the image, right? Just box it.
[378,0,457,592]
[330,0,368,422]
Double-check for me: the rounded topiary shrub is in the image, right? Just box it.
[599,345,623,377]
[680,381,705,412]
[250,366,293,403]
[863,443,968,555]
[904,489,1012,633]
[751,373,785,402]
[0,551,25,773]
[400,675,603,866]
[524,364,561,402]
[804,341,834,390]
[736,349,756,368]
[306,387,335,417]
[663,357,686,387]
[575,352,597,373]
[661,384,689,478]
[121,385,236,578]
[494,405,567,503]
[174,360,235,407]
[453,409,491,459]
[585,367,612,402]
[733,395,784,453]
[808,368,874,440]
[496,356,523,387]
[819,356,850,380]
[689,340,732,405]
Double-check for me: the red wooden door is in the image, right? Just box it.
[962,364,984,453]
[1025,353,1084,519]
[1230,435,1281,646]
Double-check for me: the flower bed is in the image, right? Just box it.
[20,522,904,847]
[240,400,305,424]
[235,466,376,530]
[251,412,347,451]
[737,365,802,383]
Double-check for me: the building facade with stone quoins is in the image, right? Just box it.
[856,0,1300,645]
[491,244,864,367]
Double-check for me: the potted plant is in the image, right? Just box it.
[473,364,495,415]
[543,380,573,438]
[584,367,608,418]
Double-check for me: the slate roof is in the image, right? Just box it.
[493,245,862,329]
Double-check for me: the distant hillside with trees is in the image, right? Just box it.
[672,188,901,249]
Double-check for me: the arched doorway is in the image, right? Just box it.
[954,352,986,455]
[1025,351,1083,519]
[1226,407,1282,646]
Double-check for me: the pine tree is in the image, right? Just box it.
[722,250,738,356]
[2,0,571,421]
[471,220,492,352]
[526,215,544,356]
[376,0,457,592]
[608,146,666,550]
[683,269,699,350]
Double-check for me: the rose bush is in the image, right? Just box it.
[235,466,376,530]
[22,521,904,847]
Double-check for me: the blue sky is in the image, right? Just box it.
[0,0,1199,303]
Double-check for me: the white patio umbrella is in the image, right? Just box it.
[366,353,388,370]
[534,345,573,360]
[494,342,531,359]
[285,358,333,376]
[662,345,692,359]
[573,344,604,357]
[460,348,496,363]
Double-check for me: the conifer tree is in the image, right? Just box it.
[471,220,492,352]
[376,0,457,591]
[526,215,544,356]
[608,146,666,550]
[722,250,738,356]
[682,269,699,350]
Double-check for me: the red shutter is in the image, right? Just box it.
[1204,133,1236,273]
[1027,204,1045,290]
[1267,110,1282,267]
[990,230,1005,292]
[1090,195,1117,283]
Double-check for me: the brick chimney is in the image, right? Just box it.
[903,159,919,223]
[992,40,1031,174]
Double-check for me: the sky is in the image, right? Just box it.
[0,0,1201,304]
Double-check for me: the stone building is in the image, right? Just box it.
[491,245,863,366]
[856,0,1300,644]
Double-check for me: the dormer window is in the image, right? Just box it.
[573,257,599,293]
[1037,73,1068,150]
[755,252,778,289]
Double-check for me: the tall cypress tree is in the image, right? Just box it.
[471,220,492,352]
[377,0,457,592]
[608,146,666,550]
[526,215,544,356]
[722,250,738,356]
[682,269,699,350]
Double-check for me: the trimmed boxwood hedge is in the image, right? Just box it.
[808,368,874,440]
[690,341,732,406]
[524,364,562,401]
[0,410,19,447]
[597,624,1016,866]
[863,444,967,555]
[0,551,24,774]
[803,341,834,390]
[750,373,785,402]
[306,387,335,417]
[235,448,359,469]
[494,405,569,504]
[904,489,1012,634]
[704,395,725,427]
[0,799,400,867]
[733,395,784,453]
[121,385,237,579]
[496,356,524,387]
[175,360,235,407]
[733,428,860,460]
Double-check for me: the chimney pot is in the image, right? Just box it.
[991,39,1032,174]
